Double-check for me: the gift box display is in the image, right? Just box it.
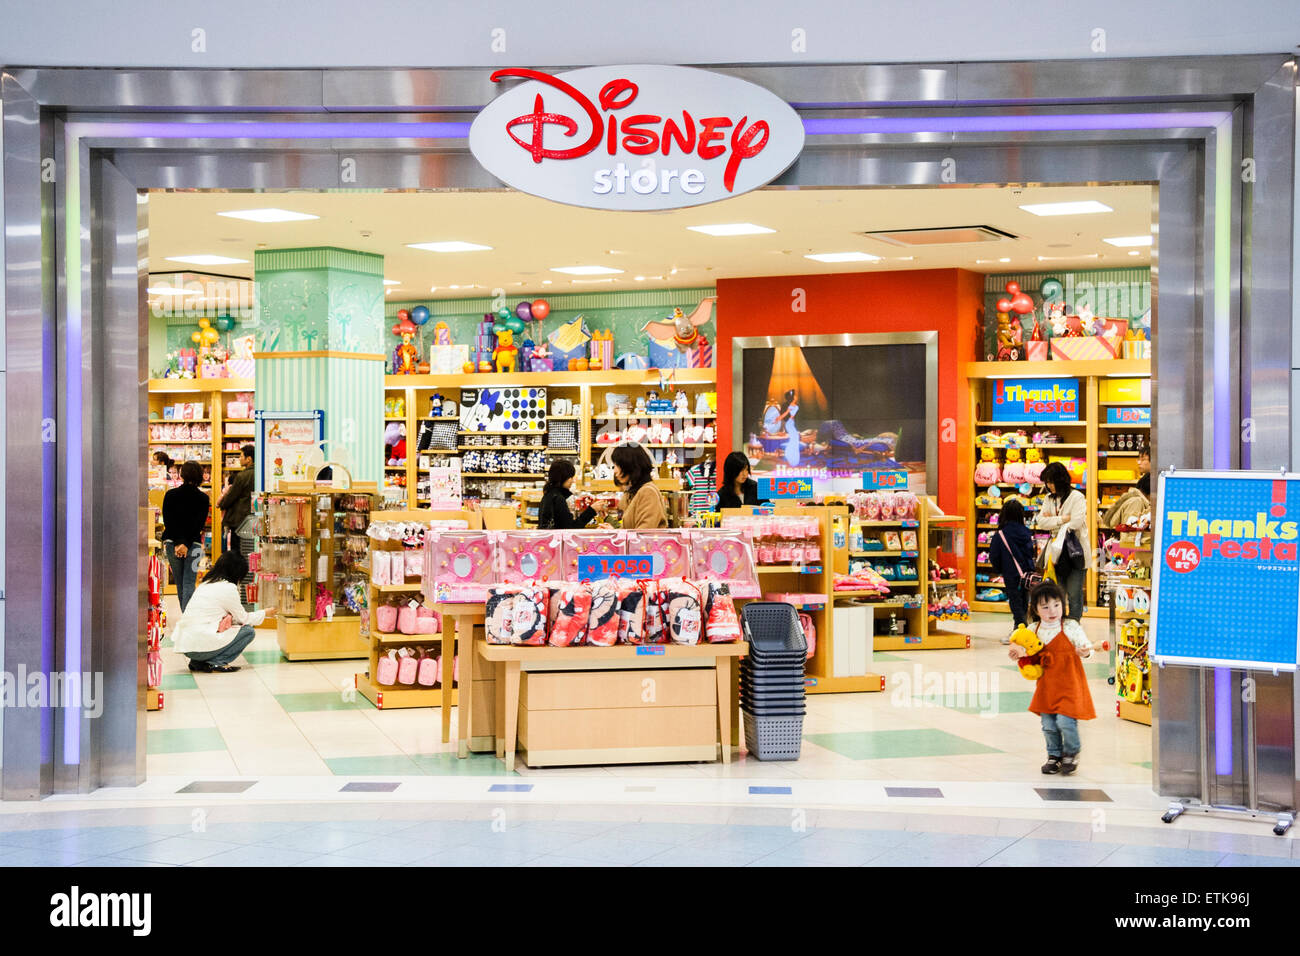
[1050,334,1119,362]
[1026,341,1049,362]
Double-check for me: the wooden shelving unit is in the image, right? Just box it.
[354,509,481,709]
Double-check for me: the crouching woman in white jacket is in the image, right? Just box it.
[173,551,275,673]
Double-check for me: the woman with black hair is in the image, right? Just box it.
[172,550,275,673]
[612,443,666,529]
[717,451,761,510]
[538,459,606,529]
[161,460,210,611]
[1036,461,1089,621]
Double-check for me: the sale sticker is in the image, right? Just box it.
[1164,541,1201,573]
[757,476,814,500]
[862,470,908,491]
[577,553,659,580]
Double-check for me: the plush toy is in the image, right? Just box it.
[1024,447,1045,484]
[974,447,1002,486]
[996,312,1023,361]
[1002,446,1026,483]
[1047,302,1069,338]
[493,329,518,374]
[1010,624,1046,680]
[384,422,407,466]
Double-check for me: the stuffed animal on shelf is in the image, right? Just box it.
[1002,446,1027,483]
[996,312,1023,361]
[974,446,1002,486]
[1024,447,1045,484]
[1010,624,1046,680]
[493,329,518,374]
[1047,302,1069,338]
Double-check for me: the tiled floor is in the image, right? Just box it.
[0,605,1258,866]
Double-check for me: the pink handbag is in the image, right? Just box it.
[375,604,398,633]
[417,648,437,686]
[397,648,418,686]
[415,606,439,634]
[398,604,419,635]
[376,650,399,685]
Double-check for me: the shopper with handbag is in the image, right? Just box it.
[1035,461,1089,621]
[988,499,1038,640]
[161,460,210,611]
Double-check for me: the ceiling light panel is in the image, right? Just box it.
[804,252,881,263]
[217,208,320,223]
[165,255,250,266]
[1018,201,1113,217]
[550,265,624,275]
[407,241,493,253]
[686,223,776,236]
[1102,235,1153,247]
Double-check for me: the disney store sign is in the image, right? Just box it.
[469,65,805,211]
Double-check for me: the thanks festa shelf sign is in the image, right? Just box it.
[469,65,805,211]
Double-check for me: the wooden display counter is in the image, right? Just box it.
[461,637,747,771]
[277,616,370,662]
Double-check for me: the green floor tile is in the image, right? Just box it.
[914,690,1035,716]
[242,649,285,667]
[274,691,375,713]
[805,728,1002,760]
[159,673,198,691]
[147,727,227,755]
[1135,761,1153,769]
[872,652,906,661]
[325,754,425,776]
[411,753,512,776]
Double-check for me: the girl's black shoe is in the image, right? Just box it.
[1060,754,1079,775]
[1041,757,1062,774]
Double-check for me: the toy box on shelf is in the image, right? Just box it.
[355,509,481,709]
[1098,536,1153,725]
[256,481,377,662]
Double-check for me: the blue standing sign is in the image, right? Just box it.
[1151,470,1300,670]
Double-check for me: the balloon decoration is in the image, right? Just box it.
[1040,277,1064,303]
[995,280,1035,315]
[411,305,430,326]
[515,300,532,323]
[397,309,411,323]
[214,313,236,333]
[531,299,550,321]
[499,315,525,335]
[496,306,513,321]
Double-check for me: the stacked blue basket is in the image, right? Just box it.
[740,602,807,761]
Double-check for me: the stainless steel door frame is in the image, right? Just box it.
[1,57,1294,799]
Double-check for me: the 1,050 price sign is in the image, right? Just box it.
[577,554,660,580]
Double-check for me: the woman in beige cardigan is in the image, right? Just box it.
[612,443,667,529]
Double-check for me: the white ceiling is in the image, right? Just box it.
[146,184,1153,303]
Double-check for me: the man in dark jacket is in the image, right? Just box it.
[219,444,255,557]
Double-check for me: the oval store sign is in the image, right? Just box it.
[469,65,805,211]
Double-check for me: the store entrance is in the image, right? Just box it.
[139,183,1157,787]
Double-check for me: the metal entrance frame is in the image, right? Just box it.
[1,57,1295,799]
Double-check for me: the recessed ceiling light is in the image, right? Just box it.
[407,241,493,253]
[634,276,646,281]
[383,279,401,286]
[570,277,617,284]
[1018,200,1113,217]
[430,286,438,292]
[385,289,392,294]
[217,208,320,223]
[146,286,202,297]
[1128,250,1141,256]
[1102,235,1153,248]
[1036,253,1100,261]
[541,280,552,285]
[999,257,1011,263]
[550,265,624,276]
[804,252,881,263]
[165,254,249,266]
[686,223,776,237]
[449,285,460,290]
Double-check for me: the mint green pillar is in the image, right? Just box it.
[254,247,386,484]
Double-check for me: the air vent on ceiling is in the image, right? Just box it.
[862,225,1020,246]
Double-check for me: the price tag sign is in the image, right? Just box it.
[757,477,814,500]
[1151,470,1300,670]
[577,553,660,580]
[861,470,908,490]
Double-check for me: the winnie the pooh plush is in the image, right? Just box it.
[493,329,518,374]
[1010,624,1046,679]
[974,446,1002,486]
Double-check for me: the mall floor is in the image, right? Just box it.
[1,610,1296,866]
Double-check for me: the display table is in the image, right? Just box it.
[461,637,748,771]
[277,616,370,662]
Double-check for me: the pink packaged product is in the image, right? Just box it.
[497,530,564,584]
[658,578,707,645]
[416,606,440,634]
[397,648,418,686]
[641,579,666,644]
[689,529,760,598]
[398,604,419,635]
[417,648,438,687]
[404,550,424,581]
[798,612,817,660]
[377,649,399,685]
[586,580,621,646]
[547,583,592,647]
[434,654,458,686]
[705,583,743,643]
[562,529,626,581]
[429,531,496,603]
[615,580,645,644]
[371,551,392,587]
[626,530,691,579]
[375,603,398,634]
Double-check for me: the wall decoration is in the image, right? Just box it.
[458,387,548,433]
